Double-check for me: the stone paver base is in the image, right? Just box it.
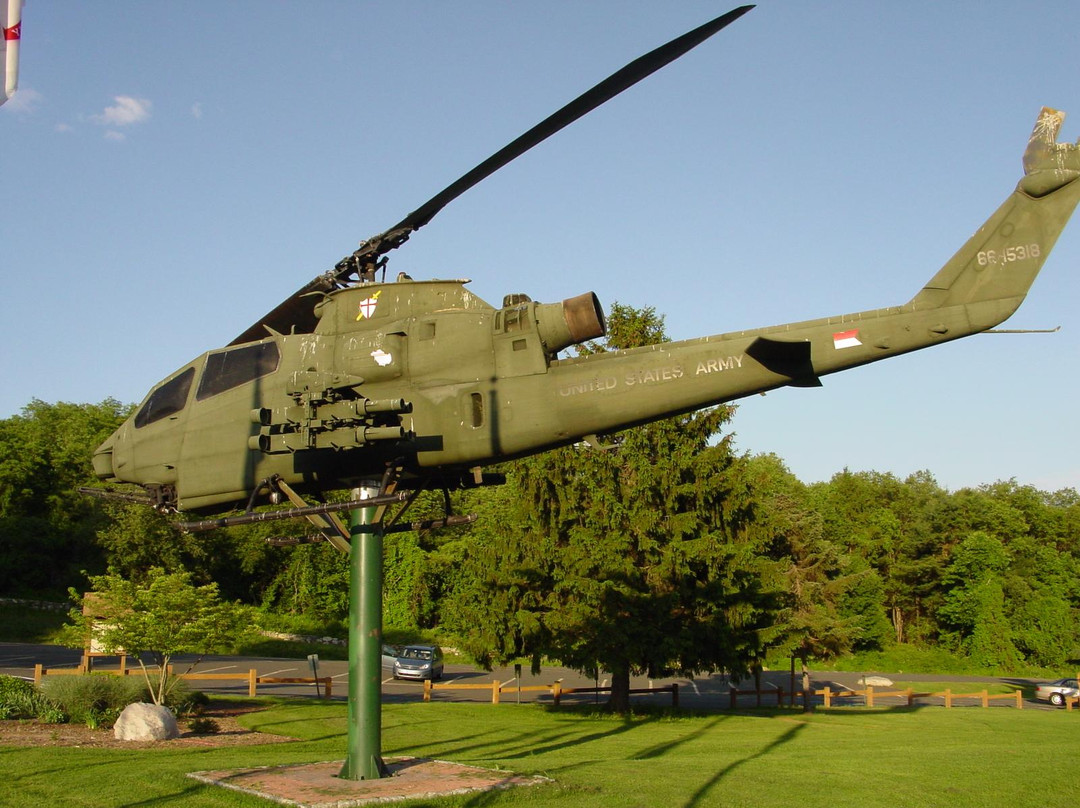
[189,757,550,807]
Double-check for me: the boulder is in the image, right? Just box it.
[861,675,894,688]
[113,702,180,741]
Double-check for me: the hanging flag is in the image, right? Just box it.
[1,0,23,107]
[832,328,862,350]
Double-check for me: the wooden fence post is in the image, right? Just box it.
[866,686,874,708]
[248,668,257,697]
[553,681,562,707]
[492,680,501,705]
[423,679,431,702]
[822,686,831,708]
[324,678,332,699]
[981,690,989,709]
[944,688,952,708]
[906,688,914,707]
[33,663,42,685]
[671,684,679,709]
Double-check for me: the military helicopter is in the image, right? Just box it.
[86,5,1080,538]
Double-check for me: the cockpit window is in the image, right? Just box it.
[134,367,195,428]
[196,342,280,401]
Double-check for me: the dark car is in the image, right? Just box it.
[1034,678,1079,707]
[392,644,444,681]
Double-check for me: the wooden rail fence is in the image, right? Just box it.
[33,664,333,698]
[31,663,1075,712]
[728,684,1028,710]
[818,685,1023,709]
[422,678,678,707]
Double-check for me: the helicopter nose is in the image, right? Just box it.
[92,439,116,480]
[92,422,132,481]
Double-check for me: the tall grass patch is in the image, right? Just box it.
[38,674,146,727]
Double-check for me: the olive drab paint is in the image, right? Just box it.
[91,104,1080,514]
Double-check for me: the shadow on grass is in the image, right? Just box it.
[1001,679,1038,698]
[497,705,725,761]
[119,782,219,807]
[630,714,732,760]
[684,721,807,808]
[392,726,531,761]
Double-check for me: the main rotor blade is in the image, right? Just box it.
[231,6,754,345]
[388,4,755,238]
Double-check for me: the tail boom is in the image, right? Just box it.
[497,108,1080,454]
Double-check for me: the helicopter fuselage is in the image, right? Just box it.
[91,107,1080,514]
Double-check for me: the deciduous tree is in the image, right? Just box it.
[60,568,246,705]
[0,399,128,595]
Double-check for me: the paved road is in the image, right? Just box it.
[0,642,1054,711]
[1,642,681,705]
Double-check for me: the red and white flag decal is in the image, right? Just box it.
[355,290,382,321]
[832,329,862,350]
[1,0,23,107]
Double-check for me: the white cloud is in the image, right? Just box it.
[55,122,72,133]
[191,102,203,119]
[92,95,152,126]
[104,130,126,142]
[1,87,42,114]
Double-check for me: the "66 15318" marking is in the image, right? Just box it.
[977,243,1040,266]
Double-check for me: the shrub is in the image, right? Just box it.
[0,674,54,721]
[187,717,220,735]
[159,679,208,717]
[0,673,35,702]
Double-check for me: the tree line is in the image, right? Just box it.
[1,306,1077,710]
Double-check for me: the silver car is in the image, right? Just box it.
[381,644,402,670]
[1034,678,1079,707]
[392,644,444,681]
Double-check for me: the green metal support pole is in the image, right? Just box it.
[340,483,387,780]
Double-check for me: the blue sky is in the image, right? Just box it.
[2,1,1078,493]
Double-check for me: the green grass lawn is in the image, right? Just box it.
[0,604,69,644]
[889,681,1021,696]
[2,700,1078,808]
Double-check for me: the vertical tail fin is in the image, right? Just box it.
[910,108,1080,312]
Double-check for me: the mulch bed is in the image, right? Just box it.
[0,702,293,749]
